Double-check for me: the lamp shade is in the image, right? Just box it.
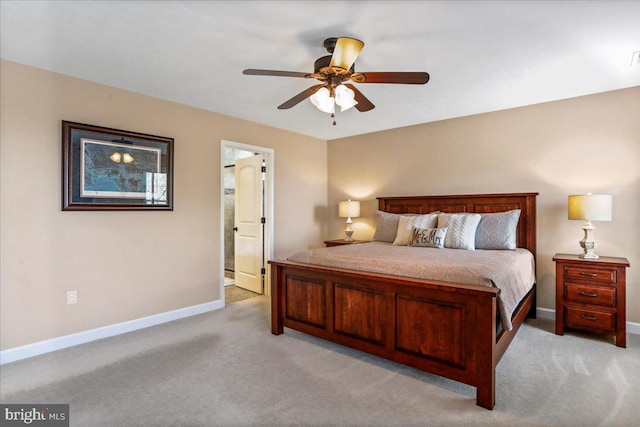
[310,87,335,114]
[568,194,612,221]
[329,37,364,71]
[334,84,358,112]
[338,200,360,218]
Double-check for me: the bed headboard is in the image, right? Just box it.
[377,192,538,257]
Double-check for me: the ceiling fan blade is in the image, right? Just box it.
[351,72,430,84]
[330,37,364,71]
[243,69,311,78]
[277,84,325,109]
[344,84,375,112]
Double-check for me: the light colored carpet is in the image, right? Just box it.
[1,296,639,426]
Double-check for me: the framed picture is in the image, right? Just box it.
[62,121,174,210]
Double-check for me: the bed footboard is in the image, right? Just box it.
[271,261,502,409]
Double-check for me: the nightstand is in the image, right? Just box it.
[324,239,369,247]
[553,253,630,347]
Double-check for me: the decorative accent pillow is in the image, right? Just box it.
[475,209,521,250]
[437,213,481,250]
[372,211,410,243]
[393,214,438,246]
[409,227,448,248]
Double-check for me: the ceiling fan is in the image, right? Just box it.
[243,37,430,122]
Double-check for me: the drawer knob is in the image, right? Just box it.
[580,291,598,297]
[580,272,598,277]
[581,314,598,321]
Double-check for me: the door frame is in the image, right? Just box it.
[220,140,274,306]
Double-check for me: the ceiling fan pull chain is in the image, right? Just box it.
[331,113,336,126]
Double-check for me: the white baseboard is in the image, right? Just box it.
[536,307,640,335]
[0,299,223,365]
[536,307,556,320]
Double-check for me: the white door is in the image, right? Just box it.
[234,154,264,293]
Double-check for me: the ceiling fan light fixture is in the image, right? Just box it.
[243,36,429,116]
[310,87,335,114]
[334,84,358,112]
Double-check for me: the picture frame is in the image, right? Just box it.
[62,121,174,211]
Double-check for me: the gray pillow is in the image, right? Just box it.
[475,209,521,250]
[409,227,448,248]
[372,211,403,242]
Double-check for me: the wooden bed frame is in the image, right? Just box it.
[270,192,538,409]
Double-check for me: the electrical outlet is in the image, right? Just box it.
[67,290,78,305]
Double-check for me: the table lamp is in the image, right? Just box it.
[338,199,360,242]
[568,194,612,259]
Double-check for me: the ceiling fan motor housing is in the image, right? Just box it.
[323,37,338,53]
[314,55,332,73]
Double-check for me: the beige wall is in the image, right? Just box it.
[0,60,327,350]
[328,87,639,322]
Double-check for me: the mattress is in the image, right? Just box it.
[287,242,536,330]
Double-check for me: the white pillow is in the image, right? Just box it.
[437,213,481,250]
[409,227,448,248]
[475,209,521,250]
[393,214,438,246]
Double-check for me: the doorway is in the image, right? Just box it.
[221,140,274,306]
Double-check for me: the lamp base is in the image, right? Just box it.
[344,217,354,242]
[579,242,599,259]
[578,221,599,259]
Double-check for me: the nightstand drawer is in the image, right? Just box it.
[564,266,616,284]
[565,307,615,332]
[564,283,616,307]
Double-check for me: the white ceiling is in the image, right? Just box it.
[1,1,639,140]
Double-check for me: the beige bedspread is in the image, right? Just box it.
[287,242,535,330]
